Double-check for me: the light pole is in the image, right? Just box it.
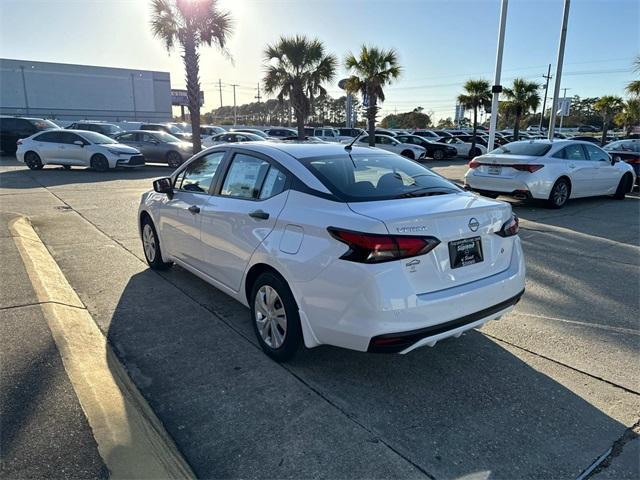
[548,0,571,140]
[538,64,552,132]
[488,0,509,152]
[230,83,238,126]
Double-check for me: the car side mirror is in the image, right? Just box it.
[73,140,85,147]
[153,177,173,196]
[612,155,621,164]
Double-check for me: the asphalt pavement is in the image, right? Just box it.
[0,154,638,479]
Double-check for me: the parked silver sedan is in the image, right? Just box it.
[202,131,264,148]
[114,130,193,168]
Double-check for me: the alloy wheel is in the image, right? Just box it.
[553,182,568,206]
[142,223,156,262]
[254,285,287,348]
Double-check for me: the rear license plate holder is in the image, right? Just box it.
[488,165,502,175]
[448,236,483,269]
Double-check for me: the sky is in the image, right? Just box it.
[0,0,638,122]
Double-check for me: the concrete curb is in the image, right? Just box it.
[9,216,196,480]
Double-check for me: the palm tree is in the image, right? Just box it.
[615,99,640,135]
[263,35,337,139]
[625,55,640,97]
[503,78,541,141]
[457,80,491,155]
[344,46,401,146]
[594,95,624,145]
[150,0,232,153]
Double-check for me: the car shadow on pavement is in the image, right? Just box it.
[104,267,638,479]
[0,163,173,190]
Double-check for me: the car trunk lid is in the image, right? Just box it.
[348,192,514,294]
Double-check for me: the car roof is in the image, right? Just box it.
[224,141,391,159]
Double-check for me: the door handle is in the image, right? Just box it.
[569,164,575,168]
[249,210,269,220]
[188,205,200,214]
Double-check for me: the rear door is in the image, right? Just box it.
[33,131,65,162]
[199,150,290,291]
[158,150,226,269]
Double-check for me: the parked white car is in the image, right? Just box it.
[441,137,488,159]
[345,134,427,160]
[138,143,525,361]
[464,140,636,208]
[202,132,265,147]
[304,127,341,142]
[16,129,144,171]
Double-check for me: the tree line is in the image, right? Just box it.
[149,0,638,152]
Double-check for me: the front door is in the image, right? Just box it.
[158,150,226,269]
[138,132,164,161]
[556,143,597,196]
[584,143,620,194]
[199,151,289,292]
[59,132,90,165]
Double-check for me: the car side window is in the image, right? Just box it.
[141,133,157,143]
[61,132,85,145]
[35,131,62,143]
[117,133,136,142]
[557,144,586,161]
[259,166,287,199]
[220,153,270,199]
[176,151,225,194]
[584,144,609,162]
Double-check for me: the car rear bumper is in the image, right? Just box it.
[293,238,526,353]
[464,170,550,199]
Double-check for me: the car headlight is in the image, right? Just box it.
[107,148,126,155]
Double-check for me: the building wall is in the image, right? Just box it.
[0,58,172,122]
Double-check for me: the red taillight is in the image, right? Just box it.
[495,214,519,237]
[469,159,480,169]
[328,228,441,263]
[511,164,544,173]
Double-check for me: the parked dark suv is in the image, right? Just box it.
[0,116,59,154]
[66,121,123,137]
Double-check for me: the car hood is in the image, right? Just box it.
[106,144,140,154]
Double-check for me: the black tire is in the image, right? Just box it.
[468,147,481,159]
[62,165,72,170]
[480,191,500,199]
[613,174,632,200]
[90,154,110,172]
[547,178,570,209]
[140,216,173,270]
[250,272,302,362]
[167,151,183,168]
[401,150,415,160]
[24,151,44,170]
[433,149,445,161]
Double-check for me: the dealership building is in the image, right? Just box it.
[0,58,172,122]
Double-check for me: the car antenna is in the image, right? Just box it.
[344,131,364,151]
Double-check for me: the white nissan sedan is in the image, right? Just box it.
[138,143,525,361]
[464,140,636,208]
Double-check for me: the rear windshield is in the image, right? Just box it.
[30,119,59,130]
[301,153,461,201]
[489,142,552,156]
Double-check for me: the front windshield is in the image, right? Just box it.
[152,131,182,143]
[104,124,122,134]
[79,131,117,144]
[301,153,461,201]
[489,142,552,156]
[167,125,183,134]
